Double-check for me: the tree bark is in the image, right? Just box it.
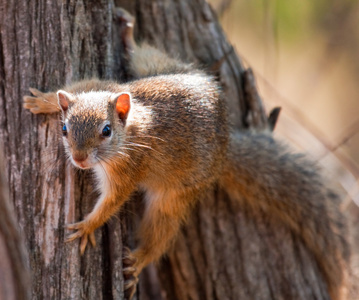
[0,0,346,300]
[0,155,30,300]
[0,1,128,299]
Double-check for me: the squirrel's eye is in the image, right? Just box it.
[102,125,111,137]
[62,124,67,137]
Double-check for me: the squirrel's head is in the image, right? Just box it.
[57,90,131,169]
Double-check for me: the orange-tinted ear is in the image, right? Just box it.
[57,90,74,112]
[115,92,131,123]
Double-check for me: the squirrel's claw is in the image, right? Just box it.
[123,247,138,300]
[80,234,88,255]
[123,266,136,275]
[123,246,137,265]
[66,221,97,255]
[124,278,138,300]
[23,96,43,114]
[89,231,96,247]
[65,231,83,243]
[29,87,44,97]
[66,221,85,230]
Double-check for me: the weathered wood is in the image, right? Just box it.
[0,0,348,299]
[0,156,30,300]
[0,1,127,299]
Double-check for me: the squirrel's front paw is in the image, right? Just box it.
[123,247,138,300]
[66,220,96,255]
[23,88,60,114]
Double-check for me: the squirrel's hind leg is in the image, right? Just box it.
[123,188,193,299]
[131,188,194,274]
[23,88,60,114]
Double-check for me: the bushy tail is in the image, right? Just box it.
[220,131,349,300]
[130,43,194,78]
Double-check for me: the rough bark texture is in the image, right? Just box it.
[0,1,127,299]
[0,0,345,300]
[0,156,30,300]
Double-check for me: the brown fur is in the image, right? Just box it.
[220,132,349,300]
[23,9,349,300]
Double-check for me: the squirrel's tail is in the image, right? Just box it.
[219,131,349,300]
[130,43,194,78]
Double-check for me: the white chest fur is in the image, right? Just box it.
[93,164,111,195]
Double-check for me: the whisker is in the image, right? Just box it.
[119,147,146,154]
[125,135,165,142]
[123,141,163,156]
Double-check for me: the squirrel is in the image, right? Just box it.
[23,8,349,300]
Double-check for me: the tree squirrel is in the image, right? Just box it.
[23,8,348,300]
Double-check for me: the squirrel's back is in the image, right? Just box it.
[129,73,229,186]
[64,72,229,190]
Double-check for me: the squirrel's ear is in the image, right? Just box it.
[57,90,74,112]
[113,92,131,123]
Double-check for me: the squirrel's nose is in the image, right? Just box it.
[73,153,88,162]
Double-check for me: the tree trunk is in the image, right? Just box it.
[0,1,345,300]
[0,155,30,300]
[0,1,128,299]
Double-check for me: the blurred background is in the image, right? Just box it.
[210,0,359,209]
[210,0,359,278]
